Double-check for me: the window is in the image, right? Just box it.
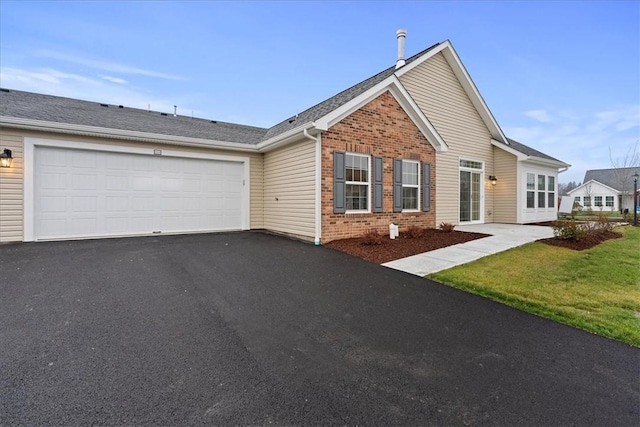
[548,176,555,208]
[574,197,580,203]
[460,160,483,169]
[527,173,535,209]
[583,196,591,207]
[402,160,419,210]
[594,196,603,207]
[606,196,614,207]
[345,153,369,211]
[537,175,546,208]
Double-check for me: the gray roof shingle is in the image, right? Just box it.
[0,89,268,144]
[584,167,640,192]
[506,138,564,163]
[261,42,441,140]
[0,43,442,145]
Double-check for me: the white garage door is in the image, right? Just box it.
[34,147,245,240]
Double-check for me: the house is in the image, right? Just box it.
[0,31,569,244]
[567,167,640,213]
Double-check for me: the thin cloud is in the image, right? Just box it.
[505,104,640,183]
[37,50,184,81]
[524,109,552,123]
[1,67,101,86]
[100,75,128,84]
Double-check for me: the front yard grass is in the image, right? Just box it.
[428,226,640,347]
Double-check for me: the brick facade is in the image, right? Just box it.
[321,91,436,243]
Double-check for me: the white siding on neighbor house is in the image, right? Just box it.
[567,181,621,213]
[263,139,316,240]
[493,147,518,223]
[399,52,494,225]
[0,130,24,242]
[0,129,265,242]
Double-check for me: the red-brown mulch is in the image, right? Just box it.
[539,230,623,251]
[324,229,490,264]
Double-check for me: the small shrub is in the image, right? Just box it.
[551,219,588,241]
[596,214,614,233]
[361,229,383,245]
[439,222,455,232]
[405,225,424,239]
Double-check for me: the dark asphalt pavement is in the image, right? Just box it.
[1,232,638,425]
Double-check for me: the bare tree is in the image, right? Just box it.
[609,141,639,197]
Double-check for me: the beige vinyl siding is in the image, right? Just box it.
[263,139,316,239]
[399,52,494,224]
[0,130,24,242]
[0,128,265,241]
[493,147,517,223]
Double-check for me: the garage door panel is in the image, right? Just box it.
[106,175,129,191]
[133,197,153,211]
[40,196,67,213]
[72,173,97,190]
[72,196,97,212]
[132,175,153,191]
[72,151,97,168]
[34,147,244,240]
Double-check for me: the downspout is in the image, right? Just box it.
[303,128,322,245]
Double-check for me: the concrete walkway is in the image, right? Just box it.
[383,223,554,276]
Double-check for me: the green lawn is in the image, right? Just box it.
[428,226,640,347]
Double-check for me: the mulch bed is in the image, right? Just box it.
[324,229,490,264]
[539,230,623,251]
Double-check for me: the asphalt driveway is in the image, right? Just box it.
[1,232,638,425]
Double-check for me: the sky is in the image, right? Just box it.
[1,0,638,183]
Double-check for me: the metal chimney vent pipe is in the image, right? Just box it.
[396,29,407,69]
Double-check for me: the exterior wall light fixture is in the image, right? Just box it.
[489,175,497,186]
[0,149,12,168]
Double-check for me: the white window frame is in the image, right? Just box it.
[547,175,556,208]
[402,159,420,212]
[345,153,371,213]
[606,196,614,207]
[459,159,484,223]
[594,196,603,207]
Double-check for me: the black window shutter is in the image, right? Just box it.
[333,151,346,213]
[393,159,403,212]
[372,156,383,213]
[422,162,431,212]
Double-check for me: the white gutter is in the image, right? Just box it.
[303,127,322,245]
[255,121,315,152]
[0,116,260,153]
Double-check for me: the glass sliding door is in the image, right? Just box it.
[459,159,483,223]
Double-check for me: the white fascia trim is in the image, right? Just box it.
[491,139,570,169]
[313,76,448,152]
[523,156,571,169]
[255,121,316,152]
[1,116,260,153]
[22,137,252,241]
[395,41,509,144]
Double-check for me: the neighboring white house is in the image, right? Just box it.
[567,167,640,213]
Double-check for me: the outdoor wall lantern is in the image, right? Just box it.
[0,149,12,168]
[489,175,498,186]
